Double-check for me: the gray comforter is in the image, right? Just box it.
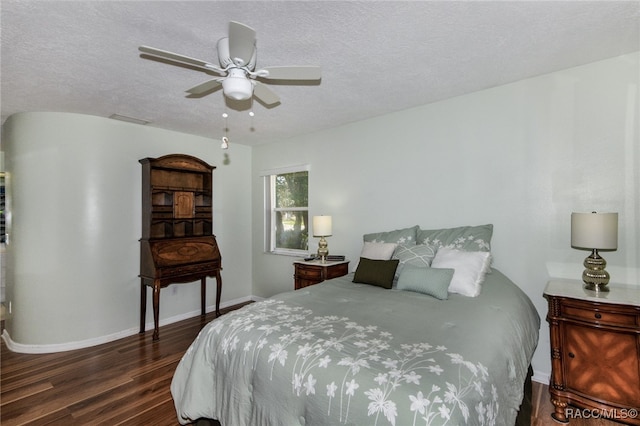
[171,269,540,425]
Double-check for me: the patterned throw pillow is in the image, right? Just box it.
[417,224,493,252]
[363,225,419,245]
[392,244,437,280]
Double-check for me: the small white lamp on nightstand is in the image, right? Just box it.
[312,215,332,263]
[571,211,618,292]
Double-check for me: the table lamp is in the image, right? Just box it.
[571,212,618,291]
[313,215,332,263]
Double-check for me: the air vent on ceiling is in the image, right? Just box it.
[109,114,151,125]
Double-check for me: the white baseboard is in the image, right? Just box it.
[532,370,549,385]
[2,326,138,354]
[1,295,254,354]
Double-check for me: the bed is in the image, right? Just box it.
[171,224,540,426]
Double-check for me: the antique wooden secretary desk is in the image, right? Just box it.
[139,154,222,341]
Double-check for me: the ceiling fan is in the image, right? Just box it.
[139,21,321,106]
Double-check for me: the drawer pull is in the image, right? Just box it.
[594,313,602,319]
[568,352,575,358]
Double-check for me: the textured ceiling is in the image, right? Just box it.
[2,1,639,146]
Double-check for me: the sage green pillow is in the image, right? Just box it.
[353,257,399,289]
[392,243,437,280]
[417,224,493,252]
[397,266,454,300]
[363,225,419,245]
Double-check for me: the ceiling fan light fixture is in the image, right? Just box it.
[140,21,320,107]
[222,69,253,101]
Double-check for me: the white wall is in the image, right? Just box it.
[2,52,637,375]
[2,112,252,349]
[252,53,640,381]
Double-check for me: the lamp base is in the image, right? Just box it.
[317,237,329,264]
[582,249,610,292]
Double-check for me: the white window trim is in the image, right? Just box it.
[260,164,310,177]
[263,165,310,256]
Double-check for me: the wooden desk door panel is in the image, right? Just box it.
[174,191,195,218]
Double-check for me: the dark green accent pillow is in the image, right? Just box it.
[397,266,454,300]
[353,257,399,289]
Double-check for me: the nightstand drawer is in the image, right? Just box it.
[295,265,323,280]
[293,260,350,290]
[563,304,637,327]
[325,262,349,279]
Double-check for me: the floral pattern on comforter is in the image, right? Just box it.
[182,300,499,425]
[172,270,539,426]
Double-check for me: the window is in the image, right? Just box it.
[264,167,309,255]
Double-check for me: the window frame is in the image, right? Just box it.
[263,165,310,256]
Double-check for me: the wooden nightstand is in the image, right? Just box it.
[544,280,640,424]
[293,259,349,290]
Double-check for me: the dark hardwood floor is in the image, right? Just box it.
[1,304,249,426]
[1,303,623,426]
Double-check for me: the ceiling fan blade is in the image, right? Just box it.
[139,45,225,74]
[246,45,257,71]
[186,79,223,95]
[253,81,280,105]
[228,21,256,66]
[217,38,233,69]
[259,66,321,81]
[139,46,208,67]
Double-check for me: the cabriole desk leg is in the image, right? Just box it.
[152,280,161,341]
[200,277,206,317]
[139,278,147,334]
[215,271,222,317]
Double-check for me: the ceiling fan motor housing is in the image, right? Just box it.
[222,68,253,100]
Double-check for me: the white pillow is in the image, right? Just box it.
[360,241,398,260]
[431,247,492,297]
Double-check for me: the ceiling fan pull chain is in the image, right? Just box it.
[249,98,255,131]
[221,112,229,149]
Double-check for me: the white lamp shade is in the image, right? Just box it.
[313,215,332,237]
[571,212,618,249]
